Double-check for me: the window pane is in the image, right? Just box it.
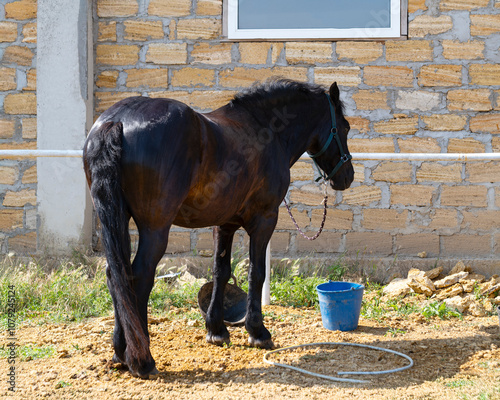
[238,0,391,30]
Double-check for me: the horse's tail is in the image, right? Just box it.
[83,121,149,370]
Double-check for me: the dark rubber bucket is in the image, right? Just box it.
[198,278,247,327]
[316,281,364,331]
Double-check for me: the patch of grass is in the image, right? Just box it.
[0,259,112,325]
[0,344,56,361]
[422,301,463,320]
[445,379,474,388]
[149,278,202,313]
[270,275,326,307]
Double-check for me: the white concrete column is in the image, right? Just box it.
[36,0,93,253]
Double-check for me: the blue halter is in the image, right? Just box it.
[309,93,352,183]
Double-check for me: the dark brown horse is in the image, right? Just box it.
[83,78,354,378]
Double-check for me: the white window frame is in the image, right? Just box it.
[224,0,406,40]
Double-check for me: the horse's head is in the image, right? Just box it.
[308,82,354,191]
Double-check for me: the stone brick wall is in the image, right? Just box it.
[0,0,37,253]
[93,0,500,262]
[1,0,499,263]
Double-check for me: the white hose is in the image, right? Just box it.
[263,342,414,384]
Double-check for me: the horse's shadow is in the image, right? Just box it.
[114,325,499,389]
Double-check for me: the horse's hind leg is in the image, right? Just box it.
[128,225,171,378]
[206,223,240,346]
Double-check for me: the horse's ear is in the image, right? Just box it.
[329,82,340,102]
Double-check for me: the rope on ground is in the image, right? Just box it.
[263,342,414,384]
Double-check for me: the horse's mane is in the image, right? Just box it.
[229,78,332,112]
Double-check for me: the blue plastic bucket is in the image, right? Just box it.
[316,281,364,331]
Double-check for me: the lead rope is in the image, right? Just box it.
[283,183,328,241]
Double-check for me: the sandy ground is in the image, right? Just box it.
[2,304,500,400]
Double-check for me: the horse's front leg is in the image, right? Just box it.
[206,224,239,346]
[246,215,277,349]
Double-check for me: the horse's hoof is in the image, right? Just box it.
[206,333,230,346]
[112,353,125,365]
[133,367,160,380]
[248,337,275,350]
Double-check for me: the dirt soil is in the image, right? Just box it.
[4,305,500,400]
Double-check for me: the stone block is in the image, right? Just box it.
[442,40,484,60]
[469,64,500,85]
[149,89,236,111]
[219,66,307,87]
[271,43,284,63]
[336,41,383,63]
[3,189,36,207]
[436,284,464,300]
[285,42,333,64]
[0,68,16,90]
[96,70,119,88]
[362,209,408,230]
[441,185,488,207]
[289,189,325,207]
[196,0,222,15]
[386,40,433,62]
[124,20,164,41]
[363,66,413,87]
[96,44,140,66]
[470,114,500,133]
[383,278,411,298]
[0,119,15,139]
[345,232,393,256]
[21,118,36,139]
[0,166,19,185]
[9,232,36,253]
[314,66,361,87]
[422,114,467,131]
[396,234,439,257]
[435,272,469,289]
[97,0,139,17]
[146,43,187,65]
[352,90,389,110]
[0,22,18,42]
[471,14,500,36]
[125,68,168,89]
[467,162,500,183]
[390,185,434,206]
[374,116,418,135]
[408,276,435,296]
[462,210,500,231]
[270,232,290,253]
[418,64,462,87]
[427,209,459,230]
[22,22,36,43]
[290,161,314,182]
[24,68,36,90]
[447,138,485,153]
[177,18,221,40]
[409,15,453,38]
[296,232,342,253]
[440,0,489,10]
[0,210,23,230]
[348,138,394,153]
[171,67,215,87]
[395,90,440,111]
[345,117,370,134]
[4,0,37,20]
[148,0,191,16]
[238,42,271,64]
[447,89,492,111]
[372,162,412,183]
[408,0,427,13]
[21,164,36,184]
[4,92,36,114]
[311,209,353,230]
[98,21,117,42]
[191,43,232,64]
[95,91,140,113]
[166,232,191,254]
[417,163,462,183]
[342,185,382,206]
[398,137,440,153]
[276,207,309,230]
[2,45,34,66]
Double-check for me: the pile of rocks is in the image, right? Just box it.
[383,261,500,316]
